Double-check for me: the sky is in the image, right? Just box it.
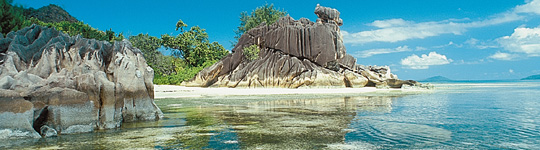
[13,0,540,80]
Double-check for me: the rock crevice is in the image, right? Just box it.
[0,25,162,139]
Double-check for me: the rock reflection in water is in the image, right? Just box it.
[211,96,394,149]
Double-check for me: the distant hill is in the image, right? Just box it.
[521,74,540,80]
[21,4,78,23]
[420,76,453,82]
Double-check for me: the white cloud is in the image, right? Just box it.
[354,45,412,58]
[434,41,463,48]
[515,0,540,15]
[465,38,498,49]
[341,0,540,44]
[488,52,520,60]
[341,19,470,44]
[496,26,540,57]
[370,19,413,28]
[415,46,427,51]
[465,38,479,45]
[454,59,486,65]
[401,52,453,69]
[509,69,514,73]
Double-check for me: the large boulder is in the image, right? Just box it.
[184,5,420,88]
[0,25,162,138]
[0,98,41,138]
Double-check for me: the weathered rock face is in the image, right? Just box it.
[184,5,420,88]
[0,25,162,139]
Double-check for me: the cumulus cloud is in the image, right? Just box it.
[353,45,412,58]
[496,26,540,57]
[341,0,540,44]
[401,52,453,69]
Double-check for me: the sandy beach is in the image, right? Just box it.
[153,85,423,99]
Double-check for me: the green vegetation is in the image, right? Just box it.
[0,0,25,35]
[130,4,286,84]
[25,18,124,43]
[233,3,287,45]
[161,20,228,68]
[129,20,229,85]
[129,33,176,76]
[1,0,124,42]
[243,44,260,61]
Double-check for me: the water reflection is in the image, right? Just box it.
[340,92,455,149]
[212,96,394,149]
[0,95,402,149]
[167,96,397,149]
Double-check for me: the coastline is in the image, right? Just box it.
[153,85,425,99]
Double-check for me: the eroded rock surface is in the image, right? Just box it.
[0,25,162,138]
[184,5,420,88]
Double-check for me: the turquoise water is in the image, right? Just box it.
[345,81,540,149]
[1,81,539,149]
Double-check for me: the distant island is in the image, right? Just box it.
[420,76,453,82]
[521,74,540,80]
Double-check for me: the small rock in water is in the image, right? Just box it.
[40,125,57,137]
[401,83,434,90]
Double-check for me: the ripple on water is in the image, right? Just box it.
[345,119,452,149]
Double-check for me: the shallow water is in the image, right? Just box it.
[1,81,540,149]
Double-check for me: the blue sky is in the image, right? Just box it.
[13,0,540,80]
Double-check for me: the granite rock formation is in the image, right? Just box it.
[0,25,162,139]
[183,5,420,88]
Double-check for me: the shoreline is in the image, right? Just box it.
[153,85,425,99]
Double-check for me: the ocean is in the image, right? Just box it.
[2,81,539,149]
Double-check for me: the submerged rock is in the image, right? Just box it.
[184,5,421,88]
[0,25,162,138]
[39,125,57,137]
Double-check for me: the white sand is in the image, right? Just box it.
[153,85,420,99]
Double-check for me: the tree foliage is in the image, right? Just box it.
[162,20,229,68]
[0,0,25,35]
[26,18,124,43]
[0,0,123,42]
[233,3,287,45]
[243,44,260,61]
[129,33,176,76]
[129,20,229,85]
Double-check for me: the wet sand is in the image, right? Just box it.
[153,85,419,99]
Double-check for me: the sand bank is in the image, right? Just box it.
[153,85,423,99]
